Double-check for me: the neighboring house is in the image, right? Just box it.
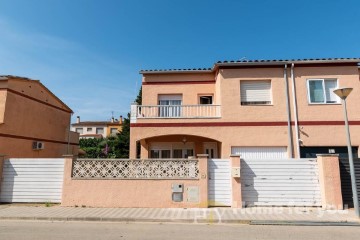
[71,116,123,139]
[0,75,79,158]
[130,58,360,159]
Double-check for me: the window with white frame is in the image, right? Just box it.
[240,80,272,105]
[158,94,182,117]
[75,128,83,134]
[96,128,104,134]
[307,79,339,104]
[150,142,195,159]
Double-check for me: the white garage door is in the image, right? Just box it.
[208,159,231,206]
[231,146,287,159]
[240,158,321,206]
[0,158,64,203]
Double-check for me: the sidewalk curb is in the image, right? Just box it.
[1,216,359,226]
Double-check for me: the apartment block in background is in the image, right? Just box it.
[71,116,123,139]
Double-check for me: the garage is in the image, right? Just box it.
[0,158,65,203]
[208,159,231,207]
[231,146,288,159]
[231,146,321,207]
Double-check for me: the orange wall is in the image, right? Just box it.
[0,79,79,158]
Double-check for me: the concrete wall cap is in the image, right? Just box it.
[230,154,240,157]
[197,154,209,157]
[316,154,340,157]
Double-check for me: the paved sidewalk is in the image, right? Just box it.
[0,205,358,225]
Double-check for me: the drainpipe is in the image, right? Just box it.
[291,63,301,158]
[284,64,293,158]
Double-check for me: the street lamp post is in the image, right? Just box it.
[333,87,359,217]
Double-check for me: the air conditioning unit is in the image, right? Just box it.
[32,141,44,150]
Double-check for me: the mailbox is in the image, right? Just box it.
[172,183,184,193]
[232,167,240,178]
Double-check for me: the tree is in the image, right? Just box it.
[78,87,142,159]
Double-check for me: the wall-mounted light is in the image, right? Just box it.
[182,137,187,144]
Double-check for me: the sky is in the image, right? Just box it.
[0,0,359,122]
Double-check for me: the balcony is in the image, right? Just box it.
[133,104,221,119]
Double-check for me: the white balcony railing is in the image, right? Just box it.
[135,105,221,119]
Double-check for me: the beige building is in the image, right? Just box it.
[71,116,123,139]
[0,75,79,158]
[130,58,360,159]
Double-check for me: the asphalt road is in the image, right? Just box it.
[0,220,359,240]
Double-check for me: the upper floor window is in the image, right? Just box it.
[75,128,83,134]
[199,95,213,105]
[110,128,118,135]
[96,128,104,134]
[87,127,92,132]
[240,80,272,105]
[158,94,182,117]
[307,79,339,104]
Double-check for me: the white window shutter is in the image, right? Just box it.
[241,81,271,103]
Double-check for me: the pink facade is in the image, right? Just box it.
[130,59,360,160]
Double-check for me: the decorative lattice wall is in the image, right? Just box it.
[72,159,199,179]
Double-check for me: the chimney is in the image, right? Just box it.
[76,116,80,123]
[119,115,123,124]
[111,117,115,123]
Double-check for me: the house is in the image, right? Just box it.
[130,58,360,160]
[71,116,123,139]
[0,75,79,158]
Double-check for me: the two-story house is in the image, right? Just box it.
[130,58,360,160]
[71,116,123,139]
[0,75,79,158]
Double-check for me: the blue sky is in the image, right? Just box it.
[1,0,359,121]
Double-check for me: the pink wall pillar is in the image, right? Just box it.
[197,154,209,207]
[317,154,343,210]
[230,155,242,208]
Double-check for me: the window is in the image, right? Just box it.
[307,79,339,104]
[75,128,83,134]
[87,127,92,132]
[199,96,213,105]
[96,128,104,134]
[158,94,182,117]
[240,80,271,105]
[150,150,160,158]
[110,128,118,135]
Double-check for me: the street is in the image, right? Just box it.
[0,220,359,240]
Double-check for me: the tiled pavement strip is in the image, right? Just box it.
[0,205,359,225]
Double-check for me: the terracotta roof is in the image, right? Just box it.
[140,58,360,74]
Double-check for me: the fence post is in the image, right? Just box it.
[317,154,343,210]
[197,154,208,208]
[61,155,75,206]
[230,154,242,208]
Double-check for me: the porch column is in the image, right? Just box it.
[140,139,148,159]
[317,154,343,210]
[197,154,208,208]
[230,155,242,208]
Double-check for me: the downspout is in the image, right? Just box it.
[284,64,293,158]
[291,63,300,158]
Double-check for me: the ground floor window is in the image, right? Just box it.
[149,142,195,159]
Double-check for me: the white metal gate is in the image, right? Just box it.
[0,158,65,203]
[208,159,231,206]
[241,158,321,206]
